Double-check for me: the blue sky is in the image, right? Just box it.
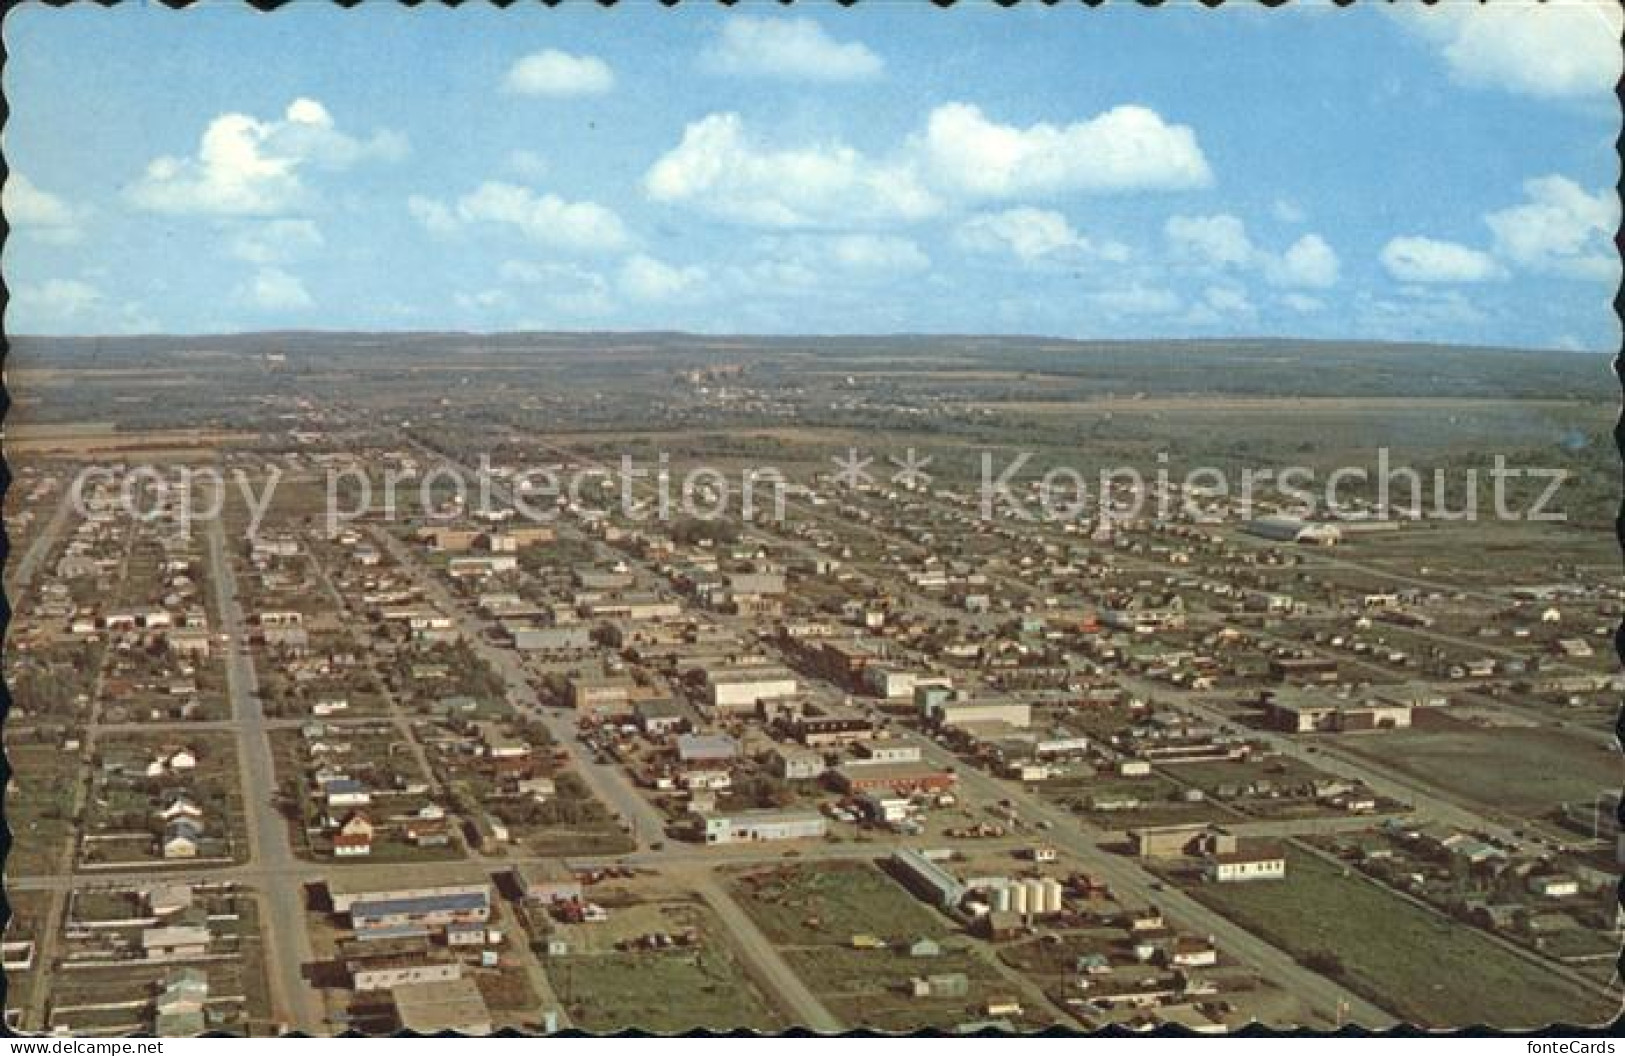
[5,2,1620,349]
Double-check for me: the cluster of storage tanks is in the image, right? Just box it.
[986,876,1064,916]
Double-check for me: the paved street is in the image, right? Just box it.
[206,518,325,1034]
[689,872,843,1032]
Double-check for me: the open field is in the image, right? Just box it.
[549,899,785,1034]
[3,742,85,876]
[1338,722,1620,819]
[727,861,953,948]
[1189,849,1619,1029]
[782,944,1024,1033]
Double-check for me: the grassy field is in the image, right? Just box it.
[4,743,84,876]
[1339,725,1620,817]
[1190,848,1619,1028]
[783,944,1027,1032]
[549,901,784,1034]
[728,861,951,947]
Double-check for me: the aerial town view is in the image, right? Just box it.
[2,2,1621,1043]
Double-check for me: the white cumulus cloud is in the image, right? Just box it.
[409,181,629,253]
[1484,175,1618,280]
[1397,3,1623,100]
[11,279,102,325]
[129,98,405,216]
[9,279,154,334]
[240,267,314,311]
[504,50,615,97]
[917,102,1212,199]
[955,207,1128,264]
[1380,236,1504,283]
[700,16,883,81]
[1266,234,1340,289]
[5,173,86,243]
[645,103,1212,229]
[1166,214,1339,288]
[619,254,708,302]
[820,234,930,273]
[644,113,939,228]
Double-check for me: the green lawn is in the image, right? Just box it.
[1191,848,1619,1028]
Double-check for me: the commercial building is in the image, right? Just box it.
[512,626,594,652]
[924,697,1032,730]
[795,715,876,748]
[1205,842,1287,883]
[569,674,638,717]
[326,878,492,920]
[514,862,583,905]
[705,667,799,714]
[676,733,739,764]
[771,746,827,781]
[833,762,958,796]
[349,954,462,992]
[1261,691,1413,733]
[349,892,492,933]
[891,848,966,909]
[701,809,826,845]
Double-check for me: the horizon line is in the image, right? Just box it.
[6,329,1609,356]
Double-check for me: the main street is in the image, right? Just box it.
[205,516,325,1035]
[366,525,672,847]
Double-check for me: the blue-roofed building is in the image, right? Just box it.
[350,891,490,933]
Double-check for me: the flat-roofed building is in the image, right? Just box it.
[349,891,491,933]
[514,862,583,905]
[512,626,594,652]
[925,697,1031,730]
[349,953,461,992]
[771,746,827,781]
[702,809,826,845]
[1206,842,1287,883]
[1261,691,1412,733]
[326,877,490,916]
[676,733,739,764]
[834,762,957,796]
[569,674,638,717]
[795,715,876,748]
[706,667,799,714]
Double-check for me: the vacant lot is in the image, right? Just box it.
[1338,724,1619,818]
[728,861,951,947]
[4,743,84,876]
[784,943,1026,1033]
[550,900,783,1034]
[1191,848,1618,1028]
